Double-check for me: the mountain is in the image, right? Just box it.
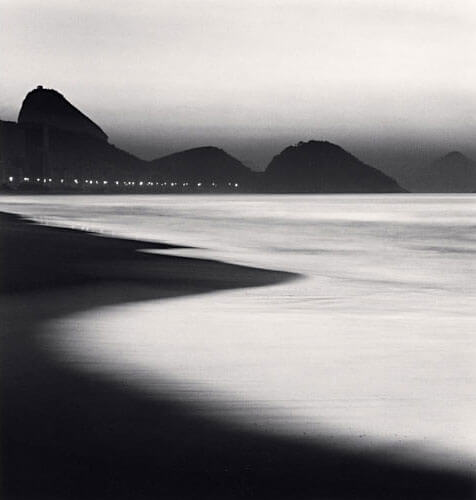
[264,141,404,193]
[1,87,147,185]
[407,152,476,193]
[149,146,254,187]
[3,87,413,193]
[33,125,147,181]
[18,86,107,142]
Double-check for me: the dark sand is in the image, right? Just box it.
[0,211,474,499]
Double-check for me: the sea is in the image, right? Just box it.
[1,194,475,466]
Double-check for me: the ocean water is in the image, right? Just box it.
[2,194,475,464]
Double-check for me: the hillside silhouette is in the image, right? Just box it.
[149,146,254,188]
[407,152,476,193]
[264,141,404,193]
[18,86,108,142]
[1,88,406,193]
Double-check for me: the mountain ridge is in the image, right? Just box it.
[3,87,405,193]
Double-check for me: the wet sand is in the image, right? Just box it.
[0,211,474,499]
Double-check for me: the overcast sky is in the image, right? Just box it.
[1,0,475,171]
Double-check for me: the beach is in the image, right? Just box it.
[1,209,474,499]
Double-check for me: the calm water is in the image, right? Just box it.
[2,194,475,463]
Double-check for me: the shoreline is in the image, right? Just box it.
[1,211,474,499]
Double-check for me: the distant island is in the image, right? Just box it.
[403,152,476,193]
[8,85,476,194]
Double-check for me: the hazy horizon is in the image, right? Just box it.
[1,0,475,172]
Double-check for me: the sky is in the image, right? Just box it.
[1,0,475,173]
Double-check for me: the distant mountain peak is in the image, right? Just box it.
[438,151,472,164]
[279,140,360,162]
[406,151,476,192]
[264,139,404,193]
[18,86,108,142]
[297,140,340,148]
[176,146,227,155]
[150,145,253,183]
[289,140,346,152]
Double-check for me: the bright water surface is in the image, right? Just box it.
[1,194,475,464]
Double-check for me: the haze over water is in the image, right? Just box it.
[2,194,475,465]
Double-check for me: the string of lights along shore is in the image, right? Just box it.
[6,175,240,192]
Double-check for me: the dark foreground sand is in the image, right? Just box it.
[0,211,474,500]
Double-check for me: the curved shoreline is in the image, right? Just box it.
[1,211,474,499]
